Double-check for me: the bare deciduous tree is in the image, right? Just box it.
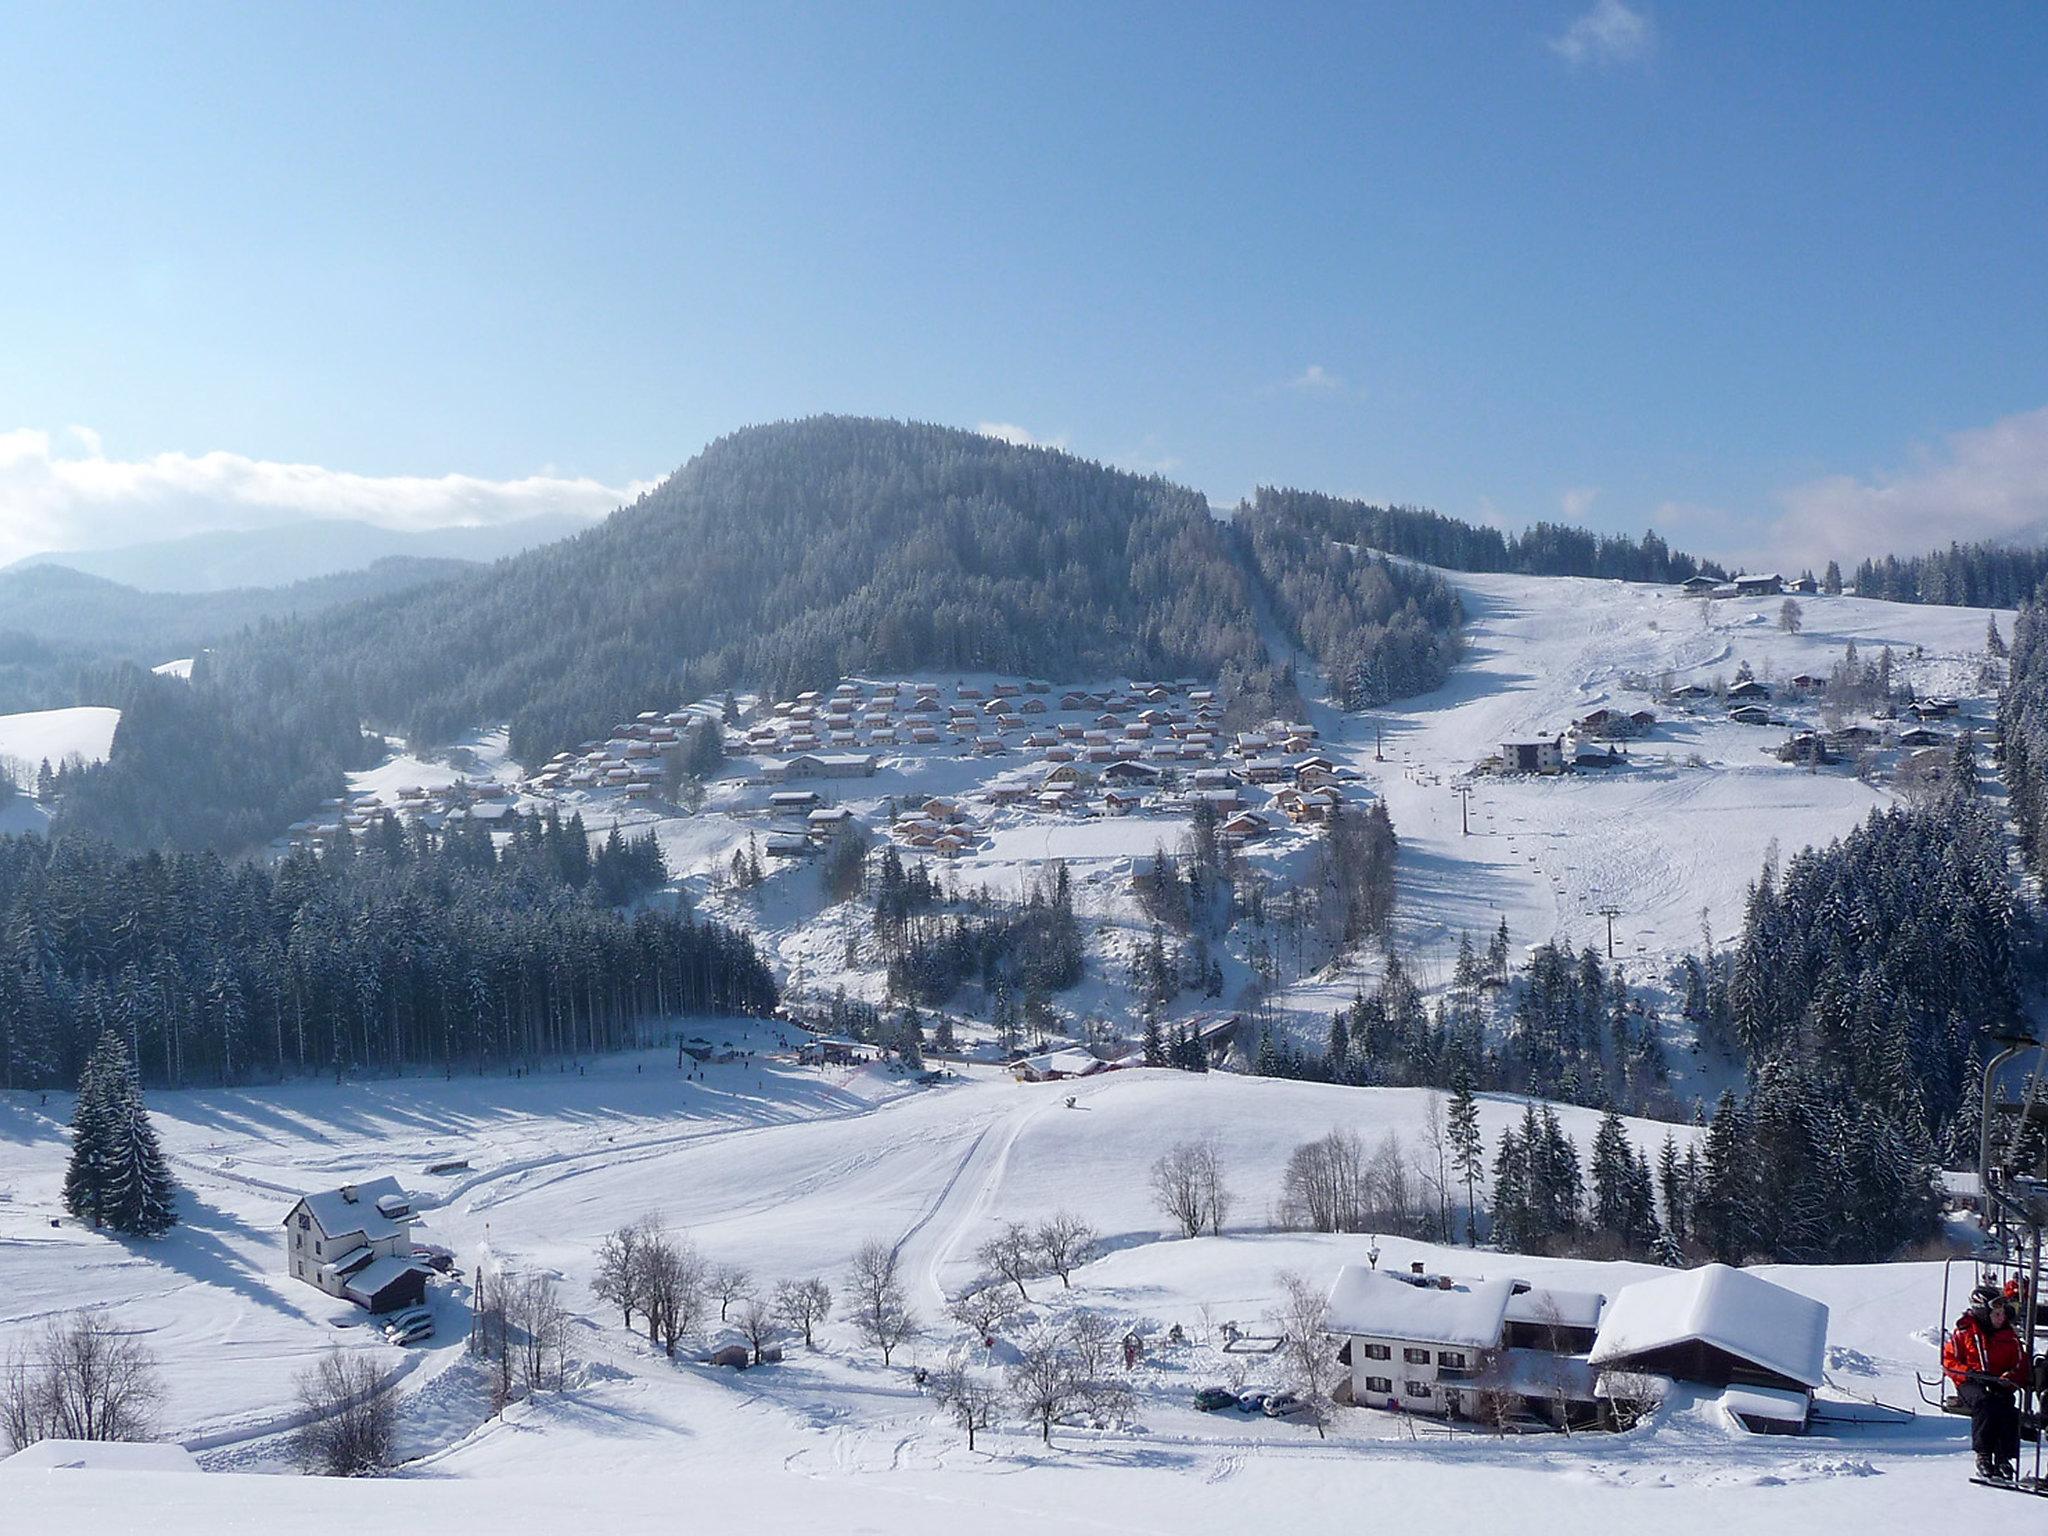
[975,1222,1039,1300]
[1466,1349,1519,1437]
[1032,1211,1098,1288]
[734,1297,781,1365]
[591,1219,648,1328]
[1006,1328,1078,1446]
[1268,1269,1336,1438]
[1603,1369,1662,1431]
[1279,1129,1369,1233]
[1004,1315,1134,1446]
[947,1280,1022,1341]
[708,1262,754,1323]
[773,1277,832,1348]
[0,1310,162,1450]
[639,1226,707,1358]
[510,1270,571,1393]
[847,1239,919,1366]
[932,1359,1003,1452]
[291,1350,396,1475]
[1150,1138,1231,1238]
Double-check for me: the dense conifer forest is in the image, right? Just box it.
[1851,539,2048,610]
[0,809,776,1092]
[1235,503,1467,707]
[1244,488,1723,584]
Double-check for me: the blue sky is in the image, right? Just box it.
[2,1,2044,570]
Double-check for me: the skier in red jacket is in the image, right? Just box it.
[1944,1283,2029,1481]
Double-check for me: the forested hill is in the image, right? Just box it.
[212,417,1277,767]
[1246,487,1725,584]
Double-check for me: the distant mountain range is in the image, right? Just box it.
[0,557,479,698]
[4,513,592,593]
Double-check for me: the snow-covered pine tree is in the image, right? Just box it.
[105,1054,180,1236]
[1589,1108,1633,1242]
[62,1032,116,1227]
[1446,1068,1484,1245]
[1692,1090,1758,1263]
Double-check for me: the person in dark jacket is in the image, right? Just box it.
[1944,1284,2028,1480]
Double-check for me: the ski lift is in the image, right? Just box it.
[1916,1030,2048,1495]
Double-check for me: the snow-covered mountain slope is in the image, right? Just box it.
[0,703,121,770]
[430,570,2006,1081]
[1352,572,2002,979]
[0,1054,1986,1532]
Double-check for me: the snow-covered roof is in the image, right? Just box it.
[1588,1265,1827,1390]
[320,1245,375,1277]
[1506,1285,1606,1331]
[2,1439,201,1472]
[291,1176,412,1244]
[1016,1048,1103,1078]
[342,1254,429,1304]
[1719,1384,1811,1428]
[1324,1267,1514,1350]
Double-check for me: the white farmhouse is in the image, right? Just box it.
[1324,1259,1827,1435]
[283,1177,429,1314]
[1325,1266,1515,1416]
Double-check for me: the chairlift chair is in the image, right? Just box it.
[1916,1034,2048,1492]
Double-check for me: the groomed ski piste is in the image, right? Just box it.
[0,1044,2001,1532]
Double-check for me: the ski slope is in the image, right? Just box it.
[1352,572,2002,986]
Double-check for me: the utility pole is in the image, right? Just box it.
[1599,904,1621,958]
[1456,785,1473,836]
[1375,720,1385,762]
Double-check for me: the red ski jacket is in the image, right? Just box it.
[1944,1313,2028,1389]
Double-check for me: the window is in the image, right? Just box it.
[298,1213,310,1231]
[314,1240,322,1257]
[1437,1350,1467,1369]
[1405,1381,1433,1398]
[1403,1347,1431,1365]
[1364,1376,1393,1395]
[295,1261,303,1278]
[1361,1343,1391,1361]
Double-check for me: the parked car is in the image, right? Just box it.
[381,1305,433,1344]
[1263,1392,1308,1419]
[1193,1387,1238,1412]
[1236,1390,1269,1414]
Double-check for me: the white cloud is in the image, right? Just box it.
[1284,364,1344,393]
[0,427,651,568]
[976,421,1069,450]
[1766,403,2048,569]
[1560,485,1600,521]
[1113,435,1183,477]
[1550,0,1655,67]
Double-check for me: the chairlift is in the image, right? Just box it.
[1915,1033,2048,1493]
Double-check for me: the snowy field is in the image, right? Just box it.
[0,704,122,835]
[0,703,121,771]
[0,1053,1993,1531]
